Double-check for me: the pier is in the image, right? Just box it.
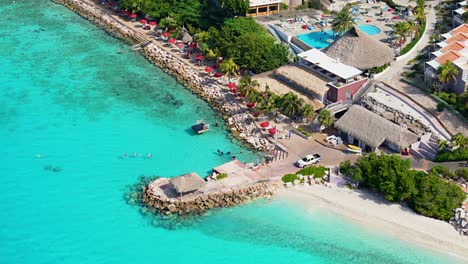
[143,160,280,215]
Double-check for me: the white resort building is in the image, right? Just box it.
[425,23,468,94]
[453,1,467,26]
[424,24,468,94]
[297,49,368,103]
[247,0,282,17]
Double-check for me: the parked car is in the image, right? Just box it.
[325,135,337,142]
[296,154,322,168]
[325,135,342,146]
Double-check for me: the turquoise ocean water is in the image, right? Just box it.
[0,1,463,263]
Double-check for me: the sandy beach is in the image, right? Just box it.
[277,185,468,261]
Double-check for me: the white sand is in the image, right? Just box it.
[276,185,468,260]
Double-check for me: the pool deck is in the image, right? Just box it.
[262,1,413,51]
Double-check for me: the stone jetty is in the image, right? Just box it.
[142,178,279,216]
[52,0,274,152]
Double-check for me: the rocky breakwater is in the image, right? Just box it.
[142,180,279,216]
[450,207,468,236]
[52,0,139,43]
[52,0,274,151]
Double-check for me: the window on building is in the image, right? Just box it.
[258,7,267,13]
[269,5,278,11]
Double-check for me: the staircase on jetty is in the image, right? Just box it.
[131,40,152,51]
[410,133,440,161]
[266,138,289,162]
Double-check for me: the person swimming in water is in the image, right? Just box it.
[146,153,153,158]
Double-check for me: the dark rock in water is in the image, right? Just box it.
[44,165,53,171]
[52,167,62,172]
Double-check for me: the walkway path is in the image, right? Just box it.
[377,0,468,136]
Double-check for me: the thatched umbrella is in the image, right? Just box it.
[325,26,394,70]
[169,172,206,195]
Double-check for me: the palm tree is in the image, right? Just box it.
[332,8,354,35]
[405,21,416,40]
[257,96,279,115]
[318,109,333,129]
[437,61,459,91]
[300,104,315,122]
[437,139,449,150]
[247,89,262,103]
[239,76,260,98]
[394,21,409,48]
[279,92,304,117]
[451,133,466,150]
[220,58,239,78]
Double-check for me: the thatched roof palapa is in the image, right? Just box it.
[325,26,394,70]
[182,32,193,44]
[274,65,329,102]
[335,105,419,149]
[169,172,206,194]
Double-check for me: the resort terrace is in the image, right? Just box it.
[298,48,362,84]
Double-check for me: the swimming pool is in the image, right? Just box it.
[297,24,381,49]
[357,24,381,35]
[297,29,335,50]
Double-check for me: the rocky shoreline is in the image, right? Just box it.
[142,180,279,216]
[51,0,274,152]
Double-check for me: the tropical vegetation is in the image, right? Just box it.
[437,61,459,92]
[435,133,468,162]
[119,0,290,73]
[398,0,426,55]
[434,91,468,118]
[340,154,466,221]
[332,8,354,35]
[317,109,333,129]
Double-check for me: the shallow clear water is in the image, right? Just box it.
[0,1,462,264]
[298,24,380,49]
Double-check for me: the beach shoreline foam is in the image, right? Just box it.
[277,185,468,261]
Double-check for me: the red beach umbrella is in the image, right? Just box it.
[204,66,213,73]
[213,72,223,78]
[168,38,176,44]
[366,19,372,23]
[392,16,398,20]
[388,8,393,12]
[260,121,269,128]
[149,21,157,26]
[162,32,170,38]
[246,102,256,108]
[176,42,185,49]
[196,55,205,60]
[123,11,131,16]
[230,87,238,94]
[107,2,115,7]
[268,127,276,135]
[139,19,148,24]
[129,13,137,19]
[227,82,236,89]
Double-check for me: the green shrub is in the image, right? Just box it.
[345,153,465,221]
[456,168,468,180]
[296,127,311,137]
[217,173,228,180]
[436,102,446,112]
[297,166,327,178]
[369,64,389,74]
[282,173,298,183]
[434,148,468,162]
[280,3,288,10]
[407,71,416,78]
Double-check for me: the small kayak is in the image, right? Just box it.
[348,145,361,151]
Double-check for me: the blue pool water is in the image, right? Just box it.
[358,24,381,35]
[297,24,381,49]
[0,1,463,264]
